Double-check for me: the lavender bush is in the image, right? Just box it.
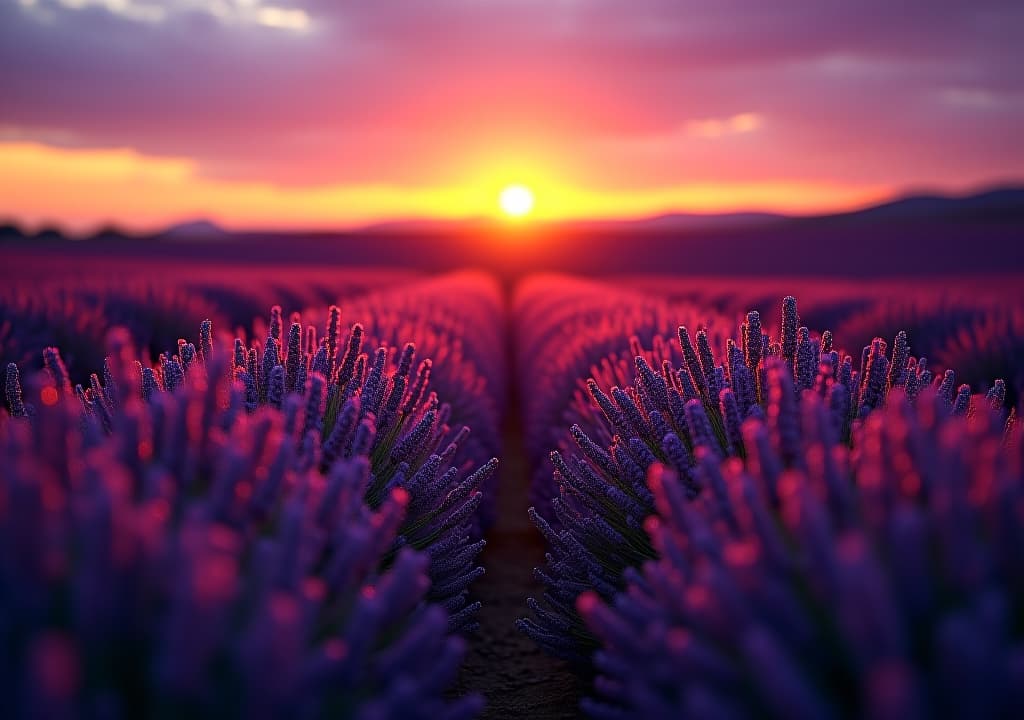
[514,274,728,513]
[579,390,1023,719]
[334,272,506,527]
[1,272,500,500]
[1,336,485,718]
[518,294,1010,663]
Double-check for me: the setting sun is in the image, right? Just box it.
[499,184,535,218]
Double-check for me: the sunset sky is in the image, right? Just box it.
[1,0,1022,232]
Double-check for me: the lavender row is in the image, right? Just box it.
[604,274,1024,403]
[1,290,501,716]
[513,274,730,513]
[320,272,506,527]
[517,287,1015,667]
[581,391,1023,719]
[1,261,423,364]
[1,271,504,524]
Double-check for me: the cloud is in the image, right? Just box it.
[687,113,763,139]
[19,0,312,31]
[591,112,764,167]
[254,6,310,31]
[938,87,1024,110]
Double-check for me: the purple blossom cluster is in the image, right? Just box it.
[514,274,729,513]
[518,291,1013,664]
[2,270,503,523]
[332,272,506,527]
[587,275,1024,399]
[580,391,1023,718]
[2,296,497,716]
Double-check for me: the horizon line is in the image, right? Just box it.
[3,180,1022,239]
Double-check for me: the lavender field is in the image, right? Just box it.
[6,0,1024,715]
[2,219,1023,719]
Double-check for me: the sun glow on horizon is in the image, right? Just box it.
[0,141,912,234]
[498,184,535,218]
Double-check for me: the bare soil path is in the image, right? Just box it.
[451,293,583,717]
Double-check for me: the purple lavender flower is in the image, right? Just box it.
[5,362,27,417]
[285,321,302,393]
[782,295,800,375]
[42,346,72,397]
[269,304,283,342]
[743,310,764,378]
[326,304,342,379]
[199,318,213,363]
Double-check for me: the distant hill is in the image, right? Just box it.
[361,216,495,234]
[155,219,229,241]
[563,211,787,232]
[806,187,1024,224]
[0,223,23,240]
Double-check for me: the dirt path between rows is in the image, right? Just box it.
[451,294,584,717]
[452,417,583,717]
